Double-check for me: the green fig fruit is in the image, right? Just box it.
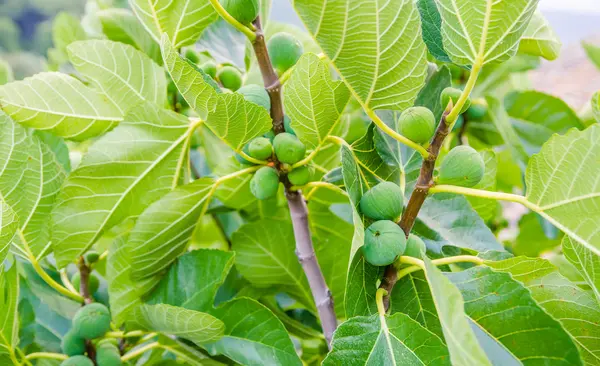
[200,61,217,79]
[96,340,122,366]
[238,84,271,110]
[264,130,276,141]
[72,303,111,340]
[273,132,306,164]
[363,220,407,266]
[267,32,304,75]
[438,146,485,187]
[465,101,488,120]
[220,0,259,25]
[61,356,94,366]
[235,144,254,165]
[398,106,436,144]
[359,182,403,221]
[61,330,86,356]
[250,167,279,200]
[84,251,100,264]
[184,49,200,64]
[217,66,242,91]
[404,234,426,259]
[288,166,312,186]
[440,87,471,113]
[71,273,100,294]
[248,137,273,160]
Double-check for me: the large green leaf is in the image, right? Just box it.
[518,11,561,61]
[417,0,450,63]
[293,0,428,111]
[486,96,529,167]
[0,112,65,257]
[447,266,582,365]
[134,304,224,345]
[593,92,600,123]
[232,219,314,310]
[147,250,302,366]
[130,0,217,48]
[52,103,193,267]
[127,178,216,279]
[563,236,600,303]
[284,53,350,150]
[436,0,539,65]
[0,199,17,263]
[466,150,498,222]
[0,60,13,85]
[323,312,449,365]
[512,212,561,257]
[0,265,18,365]
[52,12,87,57]
[98,8,162,64]
[0,73,122,141]
[67,40,167,113]
[344,250,383,318]
[525,125,600,256]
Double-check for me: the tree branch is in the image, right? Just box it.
[77,257,93,304]
[251,17,337,347]
[378,110,451,311]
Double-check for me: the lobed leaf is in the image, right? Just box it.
[0,199,17,264]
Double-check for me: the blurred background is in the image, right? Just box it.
[0,0,599,108]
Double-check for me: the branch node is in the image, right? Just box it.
[295,249,316,263]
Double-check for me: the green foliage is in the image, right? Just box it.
[221,0,259,25]
[363,220,407,266]
[72,303,111,339]
[250,167,279,200]
[359,182,404,221]
[438,146,485,187]
[273,132,306,164]
[398,106,436,144]
[217,65,243,91]
[267,32,304,75]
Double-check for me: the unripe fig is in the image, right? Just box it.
[398,106,435,144]
[200,61,217,79]
[61,330,86,356]
[288,166,312,186]
[84,250,100,264]
[283,115,296,135]
[72,303,111,340]
[363,220,407,266]
[404,234,426,259]
[96,340,122,366]
[184,49,200,64]
[217,66,242,91]
[273,132,306,164]
[264,130,276,141]
[250,167,279,200]
[465,101,488,120]
[438,146,485,187]
[267,32,304,75]
[71,272,100,294]
[441,87,471,113]
[61,356,94,366]
[248,137,273,160]
[359,182,403,221]
[238,84,271,110]
[220,0,259,25]
[235,144,254,165]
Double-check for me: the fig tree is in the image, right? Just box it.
[250,167,279,200]
[200,61,217,79]
[363,220,407,266]
[72,303,111,340]
[220,0,259,25]
[71,272,100,294]
[217,66,242,91]
[238,84,271,110]
[273,132,306,164]
[267,32,304,75]
[438,146,485,187]
[440,87,471,113]
[283,115,296,135]
[248,137,273,160]
[97,340,122,366]
[398,106,435,144]
[61,330,86,356]
[61,356,94,366]
[359,182,403,221]
[288,166,312,186]
[404,234,426,259]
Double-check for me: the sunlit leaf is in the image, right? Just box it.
[52,12,87,57]
[0,264,19,365]
[518,11,561,61]
[0,200,17,264]
[562,236,600,303]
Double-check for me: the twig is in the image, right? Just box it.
[77,257,93,304]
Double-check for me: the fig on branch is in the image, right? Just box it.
[465,100,488,120]
[72,303,111,340]
[84,251,100,264]
[217,66,243,91]
[184,49,200,64]
[398,106,436,144]
[71,272,100,294]
[404,234,426,259]
[273,132,306,164]
[359,182,404,221]
[248,137,273,160]
[441,87,471,113]
[220,0,259,25]
[288,166,312,186]
[61,330,86,356]
[96,340,122,366]
[267,32,304,75]
[363,220,407,266]
[200,61,217,79]
[438,146,485,187]
[238,84,271,110]
[61,356,94,366]
[250,167,280,200]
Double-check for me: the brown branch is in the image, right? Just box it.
[77,257,93,305]
[251,17,337,347]
[379,110,451,311]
